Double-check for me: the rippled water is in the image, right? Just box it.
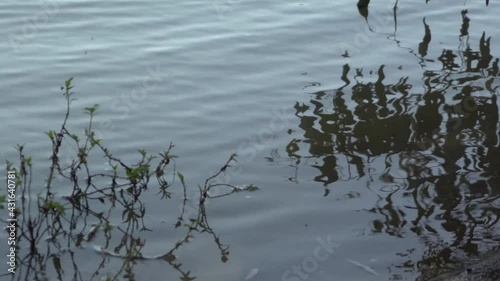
[1,0,499,280]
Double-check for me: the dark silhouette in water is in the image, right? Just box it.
[277,10,500,279]
[423,249,500,281]
[357,0,370,8]
[418,18,432,57]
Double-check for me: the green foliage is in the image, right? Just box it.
[45,130,55,141]
[42,201,65,214]
[84,104,99,115]
[178,172,185,185]
[65,77,73,89]
[0,195,6,209]
[125,165,150,183]
[3,78,256,281]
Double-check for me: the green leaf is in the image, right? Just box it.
[0,195,6,209]
[65,77,73,89]
[53,256,64,280]
[103,223,113,231]
[45,130,55,141]
[90,138,101,146]
[84,104,99,115]
[178,173,185,185]
[43,201,65,214]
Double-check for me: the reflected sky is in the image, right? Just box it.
[1,1,500,281]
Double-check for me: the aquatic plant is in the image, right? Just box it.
[1,78,254,281]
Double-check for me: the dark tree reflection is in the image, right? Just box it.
[281,22,500,279]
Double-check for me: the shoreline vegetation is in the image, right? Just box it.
[1,78,257,281]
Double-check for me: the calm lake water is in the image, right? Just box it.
[1,0,500,280]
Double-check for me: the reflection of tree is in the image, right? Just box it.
[288,65,415,184]
[419,18,431,57]
[280,12,500,279]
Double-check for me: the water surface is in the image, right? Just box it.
[1,0,499,280]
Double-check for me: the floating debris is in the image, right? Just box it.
[234,184,259,192]
[245,268,259,280]
[346,258,379,276]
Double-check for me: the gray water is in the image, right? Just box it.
[1,0,500,280]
